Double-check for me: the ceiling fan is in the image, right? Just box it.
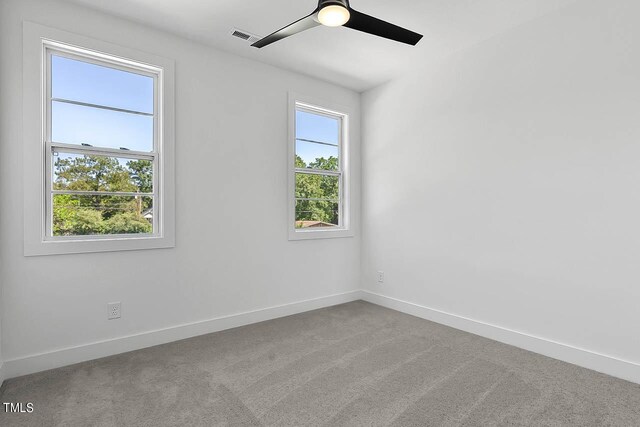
[251,0,423,48]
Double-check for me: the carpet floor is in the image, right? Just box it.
[1,301,639,426]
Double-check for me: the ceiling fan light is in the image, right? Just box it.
[317,5,350,27]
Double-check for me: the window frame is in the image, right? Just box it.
[288,93,353,240]
[23,22,175,256]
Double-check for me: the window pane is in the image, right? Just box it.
[53,152,153,194]
[295,200,339,228]
[296,110,339,145]
[52,101,153,152]
[295,173,339,200]
[52,55,154,114]
[295,140,338,170]
[53,194,153,236]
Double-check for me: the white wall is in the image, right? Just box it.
[0,292,3,384]
[362,0,640,377]
[0,0,360,376]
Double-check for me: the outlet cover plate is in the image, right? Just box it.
[108,302,121,320]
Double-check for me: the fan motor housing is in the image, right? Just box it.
[318,0,350,10]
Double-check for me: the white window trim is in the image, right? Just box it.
[288,92,354,241]
[23,22,175,256]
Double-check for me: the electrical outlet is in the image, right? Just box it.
[377,271,385,283]
[108,302,121,320]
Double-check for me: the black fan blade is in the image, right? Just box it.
[252,11,320,48]
[344,9,423,46]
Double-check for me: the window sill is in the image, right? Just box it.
[288,228,354,241]
[24,234,175,256]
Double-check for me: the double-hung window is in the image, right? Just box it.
[289,96,352,240]
[23,23,175,255]
[47,47,158,238]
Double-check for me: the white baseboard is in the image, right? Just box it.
[3,290,363,380]
[361,290,640,385]
[6,289,638,386]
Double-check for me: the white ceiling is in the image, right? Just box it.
[64,0,578,92]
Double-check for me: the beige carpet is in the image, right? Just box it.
[1,301,639,426]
